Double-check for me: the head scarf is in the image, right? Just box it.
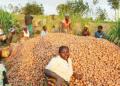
[9,28,15,32]
[84,25,89,29]
[65,13,69,17]
[22,25,27,29]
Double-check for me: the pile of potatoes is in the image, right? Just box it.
[5,33,120,86]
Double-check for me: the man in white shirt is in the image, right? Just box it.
[41,26,48,36]
[0,24,6,45]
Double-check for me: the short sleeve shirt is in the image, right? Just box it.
[45,56,73,82]
[62,19,71,29]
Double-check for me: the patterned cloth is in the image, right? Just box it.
[41,76,70,86]
[0,64,7,86]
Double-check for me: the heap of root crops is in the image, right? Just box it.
[5,33,120,86]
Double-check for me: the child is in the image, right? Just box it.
[0,61,9,86]
[95,25,105,38]
[0,24,6,45]
[81,25,90,36]
[41,26,48,36]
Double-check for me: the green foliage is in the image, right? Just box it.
[108,0,119,10]
[95,7,108,21]
[0,8,16,35]
[56,0,89,15]
[106,20,120,45]
[93,0,99,5]
[24,1,44,15]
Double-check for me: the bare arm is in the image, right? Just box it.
[8,34,13,46]
[103,34,105,38]
[22,32,24,37]
[88,31,90,36]
[95,34,97,38]
[81,31,83,36]
[44,69,64,85]
[69,23,71,30]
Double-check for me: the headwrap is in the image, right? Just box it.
[22,25,27,29]
[9,28,15,32]
[65,13,69,17]
[84,25,89,29]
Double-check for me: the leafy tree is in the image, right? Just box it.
[108,0,119,19]
[96,7,108,21]
[23,1,44,15]
[12,6,19,14]
[8,4,13,13]
[56,0,89,15]
[93,0,99,5]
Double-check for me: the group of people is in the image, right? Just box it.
[0,13,105,86]
[82,25,105,38]
[59,13,105,38]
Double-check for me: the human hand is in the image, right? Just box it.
[56,76,64,86]
[74,73,83,80]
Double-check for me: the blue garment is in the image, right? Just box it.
[95,31,105,38]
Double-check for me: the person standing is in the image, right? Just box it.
[61,14,71,33]
[25,12,33,35]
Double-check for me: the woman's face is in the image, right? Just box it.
[24,27,27,31]
[84,27,88,31]
[59,48,70,61]
[98,28,102,32]
[65,16,69,20]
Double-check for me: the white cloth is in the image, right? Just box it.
[45,56,73,82]
[41,30,48,36]
[0,29,3,35]
[23,30,29,38]
[0,64,7,86]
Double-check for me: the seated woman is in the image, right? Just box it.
[95,25,105,38]
[0,24,6,45]
[8,28,17,46]
[0,61,9,86]
[41,26,48,36]
[81,25,90,36]
[42,46,83,86]
[22,25,30,38]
